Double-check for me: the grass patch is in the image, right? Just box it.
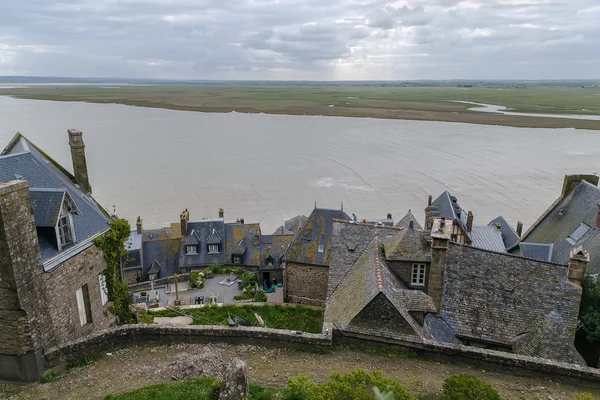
[105,377,220,400]
[144,304,323,333]
[40,373,61,383]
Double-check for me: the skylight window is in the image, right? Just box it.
[566,223,590,245]
[317,244,325,253]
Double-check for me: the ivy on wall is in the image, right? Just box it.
[95,218,135,324]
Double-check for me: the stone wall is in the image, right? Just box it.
[337,330,600,383]
[44,324,332,369]
[40,244,116,348]
[285,262,328,305]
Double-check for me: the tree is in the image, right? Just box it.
[579,276,600,343]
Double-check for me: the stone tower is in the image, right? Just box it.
[0,180,45,381]
[68,129,92,194]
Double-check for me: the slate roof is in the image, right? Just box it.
[260,234,293,269]
[285,215,308,234]
[143,237,181,279]
[325,235,433,342]
[272,225,294,235]
[29,188,68,227]
[0,134,110,269]
[285,208,351,266]
[384,226,430,262]
[396,210,422,230]
[147,259,162,275]
[423,314,462,345]
[520,181,600,274]
[441,242,583,351]
[427,191,469,235]
[518,242,554,262]
[225,222,261,266]
[184,230,201,246]
[470,225,506,253]
[488,216,520,250]
[512,306,586,366]
[329,221,399,297]
[178,219,226,269]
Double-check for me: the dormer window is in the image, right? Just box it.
[266,255,274,266]
[186,245,198,255]
[232,254,243,264]
[58,215,73,247]
[208,244,219,253]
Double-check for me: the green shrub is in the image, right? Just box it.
[139,291,147,297]
[443,374,500,400]
[210,263,223,274]
[40,373,61,383]
[232,267,243,276]
[249,382,285,400]
[283,369,415,400]
[188,272,205,289]
[254,290,268,302]
[573,394,596,400]
[223,267,232,274]
[234,293,254,301]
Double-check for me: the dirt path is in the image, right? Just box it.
[1,343,599,400]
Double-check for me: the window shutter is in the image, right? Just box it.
[76,288,87,326]
[99,275,108,305]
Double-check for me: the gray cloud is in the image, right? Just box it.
[0,0,598,79]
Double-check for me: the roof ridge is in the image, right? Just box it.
[375,246,384,292]
[449,241,567,266]
[333,219,405,230]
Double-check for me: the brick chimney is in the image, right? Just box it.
[136,216,142,235]
[516,221,523,237]
[67,129,92,194]
[180,209,189,236]
[429,218,452,313]
[568,246,589,288]
[466,211,473,232]
[219,208,224,219]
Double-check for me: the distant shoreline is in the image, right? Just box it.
[2,85,600,130]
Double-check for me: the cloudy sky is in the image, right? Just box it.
[0,0,598,80]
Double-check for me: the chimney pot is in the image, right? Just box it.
[466,211,474,232]
[219,208,224,219]
[428,195,433,207]
[516,221,523,237]
[387,213,392,220]
[240,218,244,224]
[67,129,92,193]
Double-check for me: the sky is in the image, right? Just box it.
[0,0,598,80]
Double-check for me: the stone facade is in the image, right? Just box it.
[0,180,115,381]
[285,262,328,305]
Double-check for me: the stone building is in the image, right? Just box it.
[425,191,521,253]
[284,207,351,305]
[325,217,587,366]
[0,132,116,381]
[516,174,600,274]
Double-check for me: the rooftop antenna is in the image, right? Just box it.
[314,201,317,209]
[341,201,343,211]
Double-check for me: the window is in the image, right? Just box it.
[411,263,426,286]
[232,255,243,264]
[76,284,93,326]
[58,216,73,247]
[266,256,274,266]
[186,245,198,255]
[317,244,325,253]
[99,275,108,306]
[208,244,219,253]
[566,223,591,245]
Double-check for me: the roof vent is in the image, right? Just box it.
[558,208,565,216]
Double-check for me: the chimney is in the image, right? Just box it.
[352,213,357,222]
[516,221,523,237]
[67,129,92,193]
[254,230,260,246]
[568,246,589,288]
[219,208,224,219]
[180,209,189,236]
[136,216,143,235]
[240,218,245,224]
[428,195,432,206]
[561,174,600,199]
[466,211,473,232]
[387,213,392,220]
[440,217,446,229]
[429,221,451,313]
